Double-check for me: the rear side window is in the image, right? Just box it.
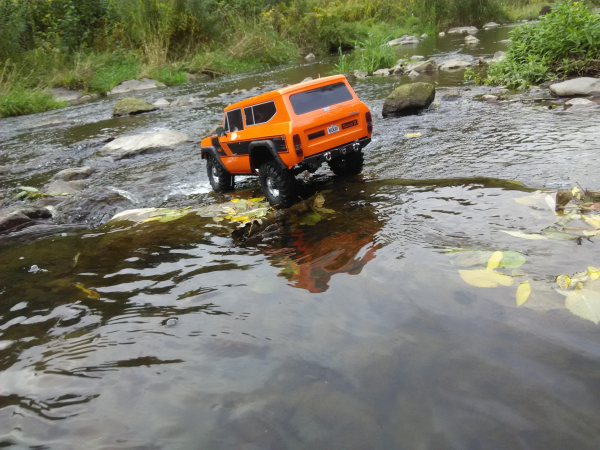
[243,101,277,126]
[289,82,354,115]
[226,109,244,132]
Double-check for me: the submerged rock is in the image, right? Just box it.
[53,188,133,225]
[0,207,52,234]
[53,166,93,181]
[405,59,438,72]
[550,78,600,97]
[440,90,461,101]
[448,26,478,35]
[482,94,499,102]
[45,180,86,195]
[372,69,391,76]
[153,98,171,108]
[304,53,316,62]
[410,55,425,61]
[382,82,435,117]
[99,130,192,160]
[113,98,157,117]
[439,31,446,37]
[108,78,166,96]
[498,39,512,44]
[439,59,472,71]
[388,35,420,46]
[51,88,84,103]
[354,70,368,79]
[564,98,598,111]
[408,70,419,79]
[29,115,77,130]
[465,35,480,45]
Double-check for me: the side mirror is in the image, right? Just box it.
[216,126,225,137]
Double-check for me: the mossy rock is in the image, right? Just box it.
[113,98,157,117]
[382,82,435,117]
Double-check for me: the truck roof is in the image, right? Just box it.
[224,74,348,112]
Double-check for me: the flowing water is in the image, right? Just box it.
[1,26,600,449]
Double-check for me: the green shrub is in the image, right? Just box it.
[486,1,600,88]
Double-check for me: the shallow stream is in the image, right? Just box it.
[1,26,600,449]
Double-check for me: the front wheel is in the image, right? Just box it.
[259,160,298,207]
[328,150,364,176]
[206,156,233,193]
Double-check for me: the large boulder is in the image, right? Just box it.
[0,207,52,234]
[382,82,436,117]
[439,59,472,71]
[465,35,480,45]
[53,166,93,181]
[108,78,166,96]
[405,59,438,72]
[483,22,500,29]
[448,26,478,35]
[99,130,191,160]
[549,78,600,96]
[113,98,157,117]
[52,188,133,225]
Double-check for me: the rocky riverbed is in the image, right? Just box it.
[2,23,600,449]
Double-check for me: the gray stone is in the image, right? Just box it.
[53,166,93,181]
[0,166,6,174]
[79,94,100,101]
[99,130,192,160]
[51,88,84,103]
[45,180,86,195]
[231,89,241,95]
[153,98,171,108]
[372,69,391,76]
[491,51,506,63]
[0,207,52,234]
[482,94,499,102]
[113,98,157,117]
[483,22,500,29]
[301,77,313,82]
[354,70,368,79]
[390,65,404,74]
[421,33,428,38]
[564,98,597,111]
[448,26,478,35]
[388,35,420,46]
[439,31,446,37]
[108,78,166,96]
[440,90,461,101]
[410,55,425,61]
[499,39,512,44]
[171,98,191,107]
[304,53,316,62]
[52,187,133,225]
[408,70,419,78]
[405,59,438,73]
[249,87,261,92]
[439,59,472,71]
[465,35,480,45]
[185,72,210,82]
[382,82,436,117]
[29,116,76,130]
[550,78,600,96]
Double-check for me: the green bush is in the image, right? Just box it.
[486,1,600,88]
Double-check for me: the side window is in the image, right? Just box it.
[253,101,276,124]
[244,107,254,126]
[223,114,229,132]
[226,109,244,132]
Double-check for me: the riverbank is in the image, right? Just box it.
[0,0,547,118]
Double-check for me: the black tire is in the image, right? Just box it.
[259,160,298,207]
[206,155,233,193]
[328,150,364,176]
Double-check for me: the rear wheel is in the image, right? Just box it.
[206,155,233,193]
[259,160,298,207]
[328,150,364,176]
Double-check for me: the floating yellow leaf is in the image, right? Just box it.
[486,251,503,270]
[556,274,571,290]
[581,214,600,229]
[230,215,250,223]
[565,289,600,324]
[500,230,548,240]
[73,283,101,300]
[404,133,422,138]
[589,267,600,281]
[516,281,531,306]
[313,194,325,208]
[459,269,514,288]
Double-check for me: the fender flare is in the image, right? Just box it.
[248,140,287,173]
[201,146,230,173]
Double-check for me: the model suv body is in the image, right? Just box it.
[200,74,372,207]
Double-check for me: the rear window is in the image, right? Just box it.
[289,82,354,115]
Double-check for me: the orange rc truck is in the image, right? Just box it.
[200,75,373,207]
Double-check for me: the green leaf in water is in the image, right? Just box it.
[300,211,322,226]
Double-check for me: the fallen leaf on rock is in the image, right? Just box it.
[459,269,514,288]
[501,230,548,240]
[516,281,531,306]
[557,274,571,290]
[73,283,101,300]
[565,289,600,324]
